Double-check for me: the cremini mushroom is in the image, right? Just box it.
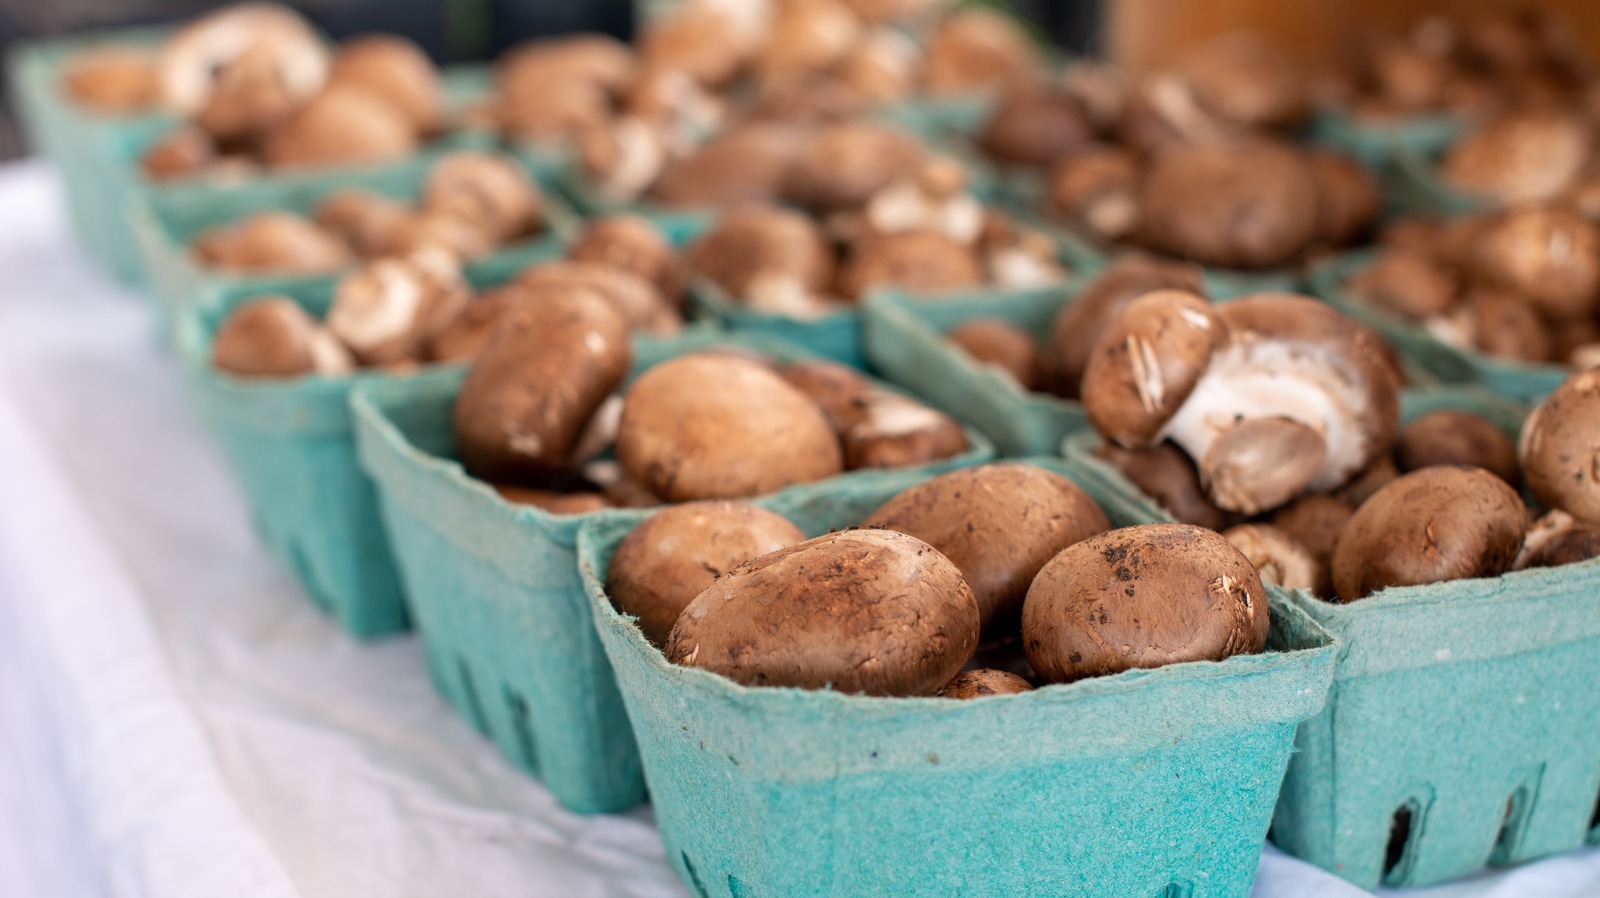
[1471,205,1600,321]
[842,230,983,299]
[783,121,922,214]
[211,296,353,378]
[688,204,837,313]
[1440,112,1590,204]
[946,318,1041,389]
[1223,523,1320,593]
[1515,509,1600,570]
[649,122,805,208]
[920,8,1039,96]
[326,35,443,136]
[778,359,969,469]
[975,81,1094,168]
[158,4,328,122]
[1093,441,1233,530]
[1396,409,1520,486]
[262,83,418,168]
[325,247,470,365]
[422,151,543,243]
[1046,144,1143,245]
[567,215,685,306]
[193,211,353,273]
[61,46,159,113]
[1520,368,1600,524]
[515,260,682,335]
[312,189,412,258]
[936,669,1034,699]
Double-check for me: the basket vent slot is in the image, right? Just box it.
[679,853,706,898]
[1491,786,1532,865]
[504,685,541,775]
[727,874,752,897]
[1589,783,1600,841]
[1160,881,1194,898]
[456,656,489,734]
[1382,802,1420,885]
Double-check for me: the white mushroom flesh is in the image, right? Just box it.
[865,181,984,244]
[307,327,355,375]
[986,246,1063,288]
[327,261,425,353]
[1516,509,1579,570]
[594,117,668,202]
[567,394,625,466]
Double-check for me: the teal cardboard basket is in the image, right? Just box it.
[575,464,1338,898]
[171,257,548,639]
[549,158,717,236]
[7,27,177,286]
[1308,251,1567,403]
[1306,107,1467,173]
[1386,147,1493,218]
[130,151,574,342]
[863,287,1088,457]
[350,329,996,813]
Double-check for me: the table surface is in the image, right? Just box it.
[1,160,1597,898]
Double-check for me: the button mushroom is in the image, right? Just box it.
[1471,205,1600,321]
[779,359,968,469]
[1082,291,1401,515]
[61,46,158,113]
[515,260,681,336]
[567,215,685,307]
[1331,466,1526,602]
[865,463,1110,639]
[325,247,470,365]
[1520,368,1600,524]
[1515,509,1600,570]
[945,317,1041,389]
[1396,409,1520,487]
[211,296,353,378]
[192,211,353,274]
[1222,523,1321,594]
[648,122,804,208]
[1046,144,1144,245]
[326,35,443,137]
[783,121,923,215]
[841,230,983,299]
[688,204,837,313]
[975,81,1094,168]
[1022,523,1271,682]
[422,151,543,243]
[607,501,806,648]
[936,669,1034,699]
[262,84,418,169]
[667,528,980,696]
[1440,112,1590,204]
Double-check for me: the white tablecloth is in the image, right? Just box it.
[0,159,1597,898]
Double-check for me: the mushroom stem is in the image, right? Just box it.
[1202,417,1327,515]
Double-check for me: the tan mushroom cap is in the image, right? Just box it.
[607,501,806,649]
[783,121,923,213]
[1093,441,1233,530]
[1042,254,1202,399]
[313,188,412,258]
[616,353,845,502]
[640,5,759,90]
[1516,509,1600,570]
[1222,524,1320,593]
[1023,523,1270,682]
[688,204,836,299]
[920,8,1040,96]
[1307,150,1380,248]
[976,83,1094,168]
[1441,112,1590,204]
[1450,289,1556,363]
[758,0,863,84]
[423,151,543,242]
[1397,409,1521,487]
[567,215,685,306]
[327,35,443,136]
[1081,289,1227,446]
[1345,249,1459,321]
[1046,144,1143,244]
[841,230,983,300]
[668,528,980,696]
[1331,465,1527,601]
[936,669,1034,699]
[649,123,805,208]
[1138,138,1321,269]
[1176,33,1309,131]
[158,3,327,116]
[946,317,1040,389]
[62,45,159,113]
[424,286,525,363]
[262,84,418,169]
[865,463,1110,638]
[1271,494,1354,563]
[498,34,634,98]
[1471,205,1600,320]
[211,296,352,378]
[1521,368,1600,524]
[493,485,609,515]
[516,260,681,336]
[193,211,353,274]
[141,126,217,180]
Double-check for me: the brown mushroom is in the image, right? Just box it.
[668,528,980,696]
[425,286,525,363]
[779,359,968,469]
[1307,150,1381,248]
[783,121,922,214]
[607,501,806,648]
[61,46,158,113]
[1271,494,1355,564]
[758,0,863,84]
[325,248,470,365]
[649,122,805,208]
[1093,441,1233,530]
[1023,523,1270,682]
[158,4,328,118]
[1451,289,1557,364]
[493,485,609,515]
[1515,509,1600,570]
[640,5,759,90]
[211,296,353,378]
[516,260,681,335]
[920,8,1039,96]
[1396,409,1520,486]
[1345,250,1460,321]
[1176,33,1308,131]
[567,215,685,307]
[1331,466,1526,601]
[1440,112,1590,204]
[193,211,354,274]
[262,84,418,169]
[865,463,1110,638]
[327,35,443,137]
[1334,454,1401,508]
[141,126,218,181]
[841,230,983,300]
[1222,524,1320,593]
[616,353,844,501]
[1041,254,1203,399]
[1520,369,1600,524]
[312,189,412,258]
[946,318,1041,389]
[975,82,1094,168]
[1471,205,1600,321]
[453,286,632,485]
[936,669,1034,699]
[422,151,543,243]
[1046,145,1143,245]
[688,204,836,308]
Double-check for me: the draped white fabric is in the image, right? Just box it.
[1,161,1596,898]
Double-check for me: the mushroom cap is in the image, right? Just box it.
[1046,144,1143,243]
[837,393,969,470]
[832,26,918,103]
[1081,289,1227,446]
[1331,465,1527,601]
[62,45,158,113]
[498,34,634,98]
[141,126,217,180]
[211,296,352,378]
[516,260,681,335]
[1138,138,1321,269]
[193,210,353,273]
[782,122,923,214]
[758,0,863,83]
[328,35,443,136]
[1441,112,1590,204]
[388,211,499,262]
[567,214,684,305]
[158,3,327,116]
[1093,440,1233,530]
[976,82,1094,168]
[668,528,980,696]
[920,8,1040,96]
[936,669,1034,699]
[688,204,836,299]
[640,5,759,90]
[1397,409,1521,487]
[1042,254,1203,398]
[1457,289,1556,363]
[616,353,845,502]
[1335,454,1400,508]
[649,122,805,208]
[1176,33,1309,130]
[1022,523,1270,682]
[1222,523,1320,593]
[864,463,1110,639]
[313,188,412,258]
[1471,205,1600,320]
[326,248,470,365]
[499,78,611,143]
[493,485,609,515]
[425,286,524,364]
[841,230,983,299]
[946,317,1040,389]
[262,84,417,169]
[1271,494,1354,563]
[1307,150,1381,248]
[423,151,543,242]
[1345,249,1460,321]
[1516,509,1600,570]
[452,286,632,485]
[1520,368,1600,524]
[607,501,806,648]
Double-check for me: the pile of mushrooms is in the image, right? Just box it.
[1076,287,1600,601]
[1327,9,1591,123]
[1345,204,1600,369]
[682,145,1066,319]
[192,151,547,274]
[604,462,1270,697]
[130,4,447,179]
[210,213,686,378]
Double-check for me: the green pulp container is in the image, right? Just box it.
[1306,107,1467,173]
[350,330,996,813]
[575,461,1337,898]
[1308,251,1567,403]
